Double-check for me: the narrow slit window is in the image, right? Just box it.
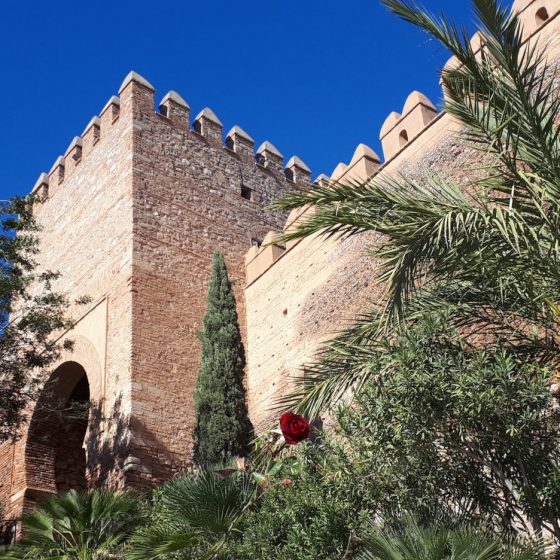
[241,185,252,200]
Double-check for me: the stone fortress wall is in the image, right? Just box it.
[0,69,307,516]
[0,0,558,522]
[0,83,136,517]
[244,0,560,430]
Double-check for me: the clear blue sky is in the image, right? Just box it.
[1,1,479,198]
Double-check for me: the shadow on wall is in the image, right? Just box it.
[0,519,16,546]
[86,395,130,489]
[88,395,183,489]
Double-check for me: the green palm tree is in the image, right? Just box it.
[272,0,560,418]
[128,468,255,560]
[357,516,545,560]
[1,489,141,560]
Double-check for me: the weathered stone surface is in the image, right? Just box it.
[244,3,560,430]
[0,69,295,518]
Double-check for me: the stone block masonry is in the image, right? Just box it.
[0,69,303,517]
[125,72,299,486]
[244,0,560,430]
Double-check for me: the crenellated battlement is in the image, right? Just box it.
[25,1,560,292]
[243,0,560,288]
[31,71,312,210]
[512,0,557,36]
[244,139,384,284]
[34,92,122,201]
[12,68,312,505]
[380,91,437,161]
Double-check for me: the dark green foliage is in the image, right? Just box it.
[225,445,355,560]
[5,2,560,558]
[193,251,253,465]
[0,196,82,442]
[0,489,143,560]
[334,314,560,540]
[357,515,546,560]
[129,469,255,560]
[266,0,560,544]
[272,0,560,418]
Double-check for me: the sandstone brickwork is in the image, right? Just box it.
[0,0,558,523]
[0,71,300,517]
[244,0,560,430]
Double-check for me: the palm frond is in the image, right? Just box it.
[273,306,396,417]
[357,515,544,560]
[269,0,560,415]
[128,469,256,560]
[127,525,200,560]
[10,490,142,560]
[159,469,255,535]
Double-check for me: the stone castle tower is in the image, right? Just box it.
[0,0,557,522]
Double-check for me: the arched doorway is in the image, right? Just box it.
[24,361,91,495]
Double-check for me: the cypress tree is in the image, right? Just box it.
[193,251,253,465]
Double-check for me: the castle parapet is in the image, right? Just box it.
[256,141,284,175]
[37,92,122,204]
[82,116,101,155]
[380,91,437,161]
[194,108,223,146]
[32,70,305,216]
[32,173,49,198]
[159,91,190,129]
[226,126,255,163]
[244,0,560,290]
[442,2,559,93]
[245,230,286,284]
[48,156,65,189]
[314,174,331,187]
[328,143,380,184]
[331,163,347,182]
[285,156,311,184]
[282,206,317,250]
[345,144,381,182]
[100,96,120,126]
[119,71,155,115]
[64,136,83,177]
[513,0,558,37]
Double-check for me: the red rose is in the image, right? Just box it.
[280,412,311,445]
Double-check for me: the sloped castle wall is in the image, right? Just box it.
[244,0,560,431]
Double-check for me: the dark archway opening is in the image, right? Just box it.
[54,374,89,492]
[25,362,90,495]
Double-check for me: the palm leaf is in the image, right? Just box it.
[270,0,560,416]
[4,490,142,560]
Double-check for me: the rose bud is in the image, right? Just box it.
[279,411,311,445]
